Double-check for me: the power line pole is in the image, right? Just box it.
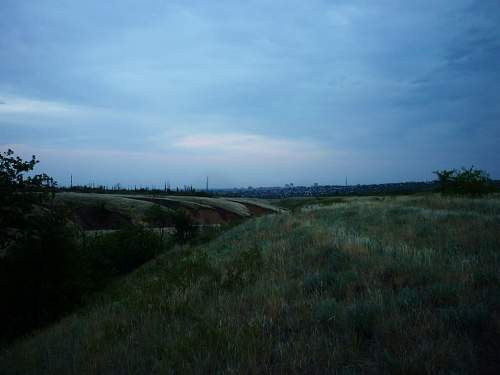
[206,176,209,192]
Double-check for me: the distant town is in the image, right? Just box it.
[210,181,438,198]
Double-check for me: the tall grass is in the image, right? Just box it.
[1,195,499,374]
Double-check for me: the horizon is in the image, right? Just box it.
[1,1,499,187]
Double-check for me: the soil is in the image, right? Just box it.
[238,202,274,216]
[195,209,225,225]
[72,197,276,230]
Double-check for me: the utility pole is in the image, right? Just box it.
[206,176,209,192]
[70,174,73,189]
[345,176,348,187]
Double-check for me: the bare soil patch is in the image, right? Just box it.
[238,202,274,216]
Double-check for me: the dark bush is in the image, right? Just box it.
[85,225,169,278]
[172,208,196,242]
[434,167,495,197]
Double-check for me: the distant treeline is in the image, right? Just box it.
[60,178,500,199]
[58,184,213,197]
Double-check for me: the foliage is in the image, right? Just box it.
[0,149,55,207]
[172,208,196,242]
[84,225,170,278]
[1,149,56,250]
[434,166,495,196]
[0,149,81,343]
[144,204,172,239]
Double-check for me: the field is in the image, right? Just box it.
[1,194,499,374]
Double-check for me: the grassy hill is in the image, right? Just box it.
[1,194,499,374]
[54,193,283,230]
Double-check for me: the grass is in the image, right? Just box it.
[55,192,171,225]
[55,193,280,230]
[159,196,252,217]
[1,194,499,374]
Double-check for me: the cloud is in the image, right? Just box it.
[0,95,79,115]
[173,133,329,160]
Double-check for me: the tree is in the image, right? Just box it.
[434,166,495,197]
[0,149,85,342]
[0,148,55,207]
[1,149,56,250]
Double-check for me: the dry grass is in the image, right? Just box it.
[225,197,287,213]
[56,193,279,223]
[2,194,499,374]
[55,192,170,225]
[165,196,251,217]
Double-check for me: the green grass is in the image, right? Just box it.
[1,194,499,374]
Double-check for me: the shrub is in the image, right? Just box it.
[172,208,196,242]
[144,204,172,239]
[85,225,169,277]
[434,167,495,197]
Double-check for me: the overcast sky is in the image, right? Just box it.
[1,0,499,188]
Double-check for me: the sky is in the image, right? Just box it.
[1,0,499,188]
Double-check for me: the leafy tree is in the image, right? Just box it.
[434,166,495,197]
[0,148,55,207]
[0,149,86,343]
[1,149,56,251]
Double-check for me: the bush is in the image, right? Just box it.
[172,209,196,242]
[144,204,172,239]
[434,167,495,197]
[85,225,169,278]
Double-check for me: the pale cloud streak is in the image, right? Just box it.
[173,133,329,160]
[0,95,79,115]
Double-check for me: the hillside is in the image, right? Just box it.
[54,193,284,230]
[1,194,499,374]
